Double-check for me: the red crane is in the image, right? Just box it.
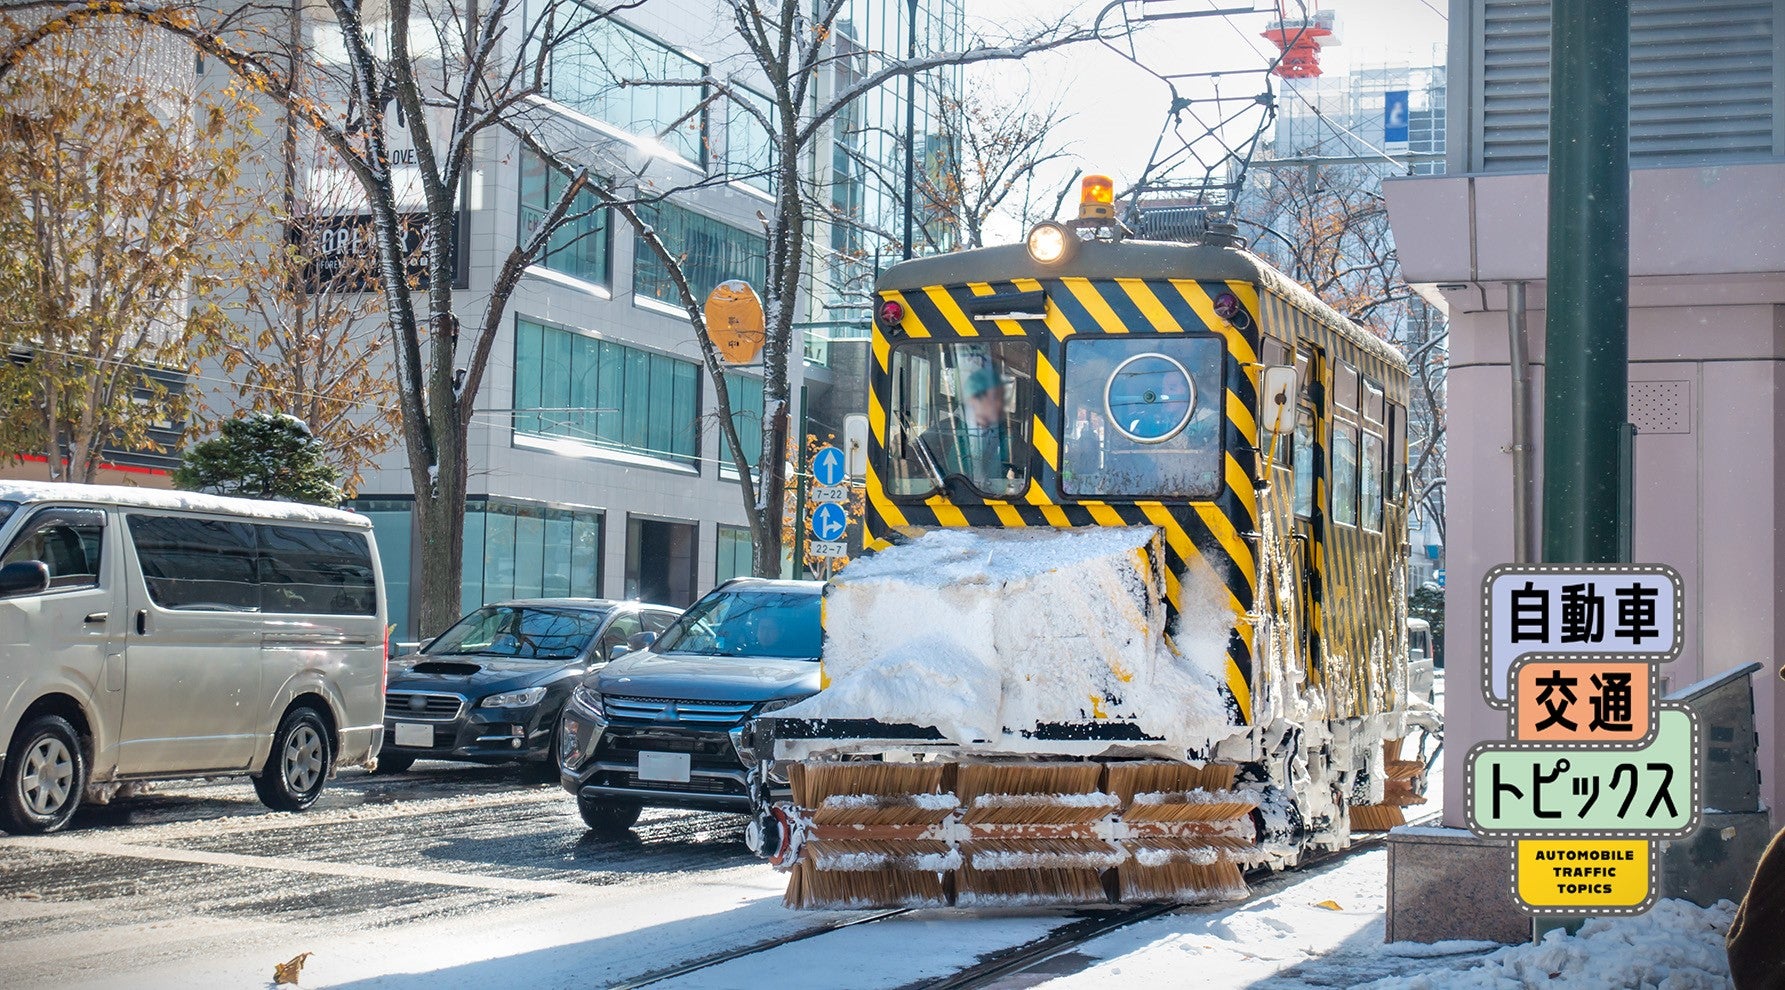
[1261,2,1339,79]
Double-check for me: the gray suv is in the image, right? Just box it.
[557,579,822,833]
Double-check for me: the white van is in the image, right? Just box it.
[0,482,387,833]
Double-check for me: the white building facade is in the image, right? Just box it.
[319,0,963,637]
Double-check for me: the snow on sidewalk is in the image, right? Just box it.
[1031,846,1736,989]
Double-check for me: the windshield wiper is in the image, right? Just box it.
[901,414,948,491]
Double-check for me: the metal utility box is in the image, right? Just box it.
[1660,663,1770,907]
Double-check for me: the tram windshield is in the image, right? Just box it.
[1061,336,1225,499]
[887,341,1035,498]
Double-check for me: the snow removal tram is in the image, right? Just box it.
[741,179,1425,910]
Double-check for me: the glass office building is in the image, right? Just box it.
[340,0,963,636]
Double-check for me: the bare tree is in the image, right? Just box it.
[525,2,1103,576]
[7,0,666,633]
[917,79,1076,250]
[1240,161,1448,539]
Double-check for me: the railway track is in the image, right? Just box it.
[605,813,1439,990]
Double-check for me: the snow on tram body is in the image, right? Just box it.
[745,179,1424,910]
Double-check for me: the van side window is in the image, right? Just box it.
[2,508,105,590]
[127,515,258,611]
[258,525,376,615]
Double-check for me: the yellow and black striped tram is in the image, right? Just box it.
[864,234,1414,754]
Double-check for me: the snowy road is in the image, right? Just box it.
[0,761,1441,990]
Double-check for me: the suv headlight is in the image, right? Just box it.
[481,686,548,709]
[569,683,606,720]
[755,696,808,717]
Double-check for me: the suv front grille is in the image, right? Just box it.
[596,770,745,797]
[603,695,755,725]
[386,691,465,721]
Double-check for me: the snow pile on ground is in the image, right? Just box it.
[1360,898,1737,990]
[779,526,1239,754]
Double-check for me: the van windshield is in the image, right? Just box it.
[426,605,609,661]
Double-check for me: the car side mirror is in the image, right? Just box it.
[0,560,50,599]
[627,631,658,652]
[608,644,630,661]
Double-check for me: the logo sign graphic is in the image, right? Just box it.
[1468,706,1697,838]
[704,280,766,365]
[1515,839,1654,912]
[812,445,847,487]
[1384,89,1410,143]
[810,502,848,543]
[1480,564,1682,705]
[1469,562,1699,916]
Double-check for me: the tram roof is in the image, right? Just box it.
[877,238,1408,374]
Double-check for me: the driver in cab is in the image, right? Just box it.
[918,366,1021,496]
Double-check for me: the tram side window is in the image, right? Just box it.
[1360,432,1384,532]
[1292,346,1315,519]
[1360,380,1387,532]
[1332,424,1360,527]
[1293,408,1315,518]
[1389,401,1407,498]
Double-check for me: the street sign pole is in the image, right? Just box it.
[1537,3,1631,937]
[1542,0,1630,566]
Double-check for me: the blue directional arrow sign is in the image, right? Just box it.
[811,445,847,487]
[810,501,848,543]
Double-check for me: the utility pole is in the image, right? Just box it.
[903,0,919,260]
[1541,0,1630,565]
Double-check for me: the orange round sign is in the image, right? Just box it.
[704,280,766,365]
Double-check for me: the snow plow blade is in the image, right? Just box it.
[761,526,1261,909]
[777,760,1257,909]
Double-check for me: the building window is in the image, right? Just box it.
[461,497,604,613]
[513,317,701,466]
[518,150,610,287]
[716,524,752,585]
[721,372,765,473]
[354,499,414,638]
[632,201,767,305]
[545,15,706,164]
[724,85,776,192]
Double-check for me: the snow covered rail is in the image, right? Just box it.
[606,908,914,990]
[919,809,1443,990]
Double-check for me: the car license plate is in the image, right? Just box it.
[392,721,434,748]
[637,751,692,783]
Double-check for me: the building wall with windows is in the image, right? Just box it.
[1386,0,1785,825]
[331,0,961,636]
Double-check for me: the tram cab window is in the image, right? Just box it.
[1061,336,1223,499]
[887,341,1034,498]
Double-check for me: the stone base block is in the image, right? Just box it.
[1386,825,1530,944]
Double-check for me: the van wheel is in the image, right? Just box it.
[373,753,415,775]
[578,796,642,834]
[255,707,333,812]
[1,716,86,834]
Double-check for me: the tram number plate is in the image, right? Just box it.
[638,751,692,783]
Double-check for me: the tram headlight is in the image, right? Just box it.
[1026,221,1071,265]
